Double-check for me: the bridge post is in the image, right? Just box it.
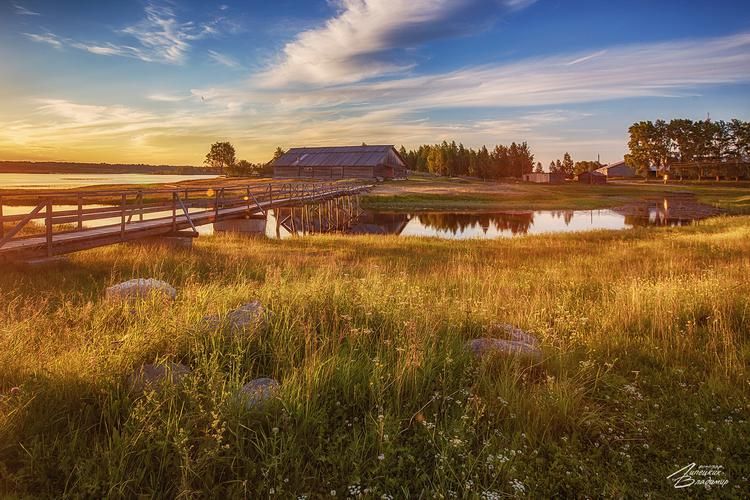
[45,200,53,257]
[77,194,83,231]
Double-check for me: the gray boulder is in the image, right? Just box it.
[129,362,191,393]
[204,300,268,335]
[467,324,542,361]
[240,377,280,409]
[106,278,177,301]
[489,323,539,347]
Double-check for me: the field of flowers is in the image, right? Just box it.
[1,216,748,497]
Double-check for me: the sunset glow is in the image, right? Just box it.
[1,1,749,165]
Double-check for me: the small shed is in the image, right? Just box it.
[576,171,607,184]
[596,161,636,178]
[522,172,566,184]
[272,145,407,180]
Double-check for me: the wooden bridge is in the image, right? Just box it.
[0,181,371,262]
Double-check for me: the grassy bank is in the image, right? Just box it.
[1,218,749,497]
[363,177,750,214]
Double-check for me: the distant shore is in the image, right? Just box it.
[0,160,216,176]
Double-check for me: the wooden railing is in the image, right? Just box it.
[0,181,370,257]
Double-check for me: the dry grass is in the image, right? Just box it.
[0,217,749,497]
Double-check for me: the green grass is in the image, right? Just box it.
[363,178,750,214]
[1,219,749,497]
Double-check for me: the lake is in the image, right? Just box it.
[0,173,218,190]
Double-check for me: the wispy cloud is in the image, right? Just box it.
[14,3,40,16]
[208,50,242,69]
[23,2,231,65]
[24,32,62,49]
[565,50,607,66]
[260,0,537,87]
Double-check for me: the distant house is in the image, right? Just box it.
[272,145,407,180]
[596,160,636,178]
[522,172,566,184]
[576,171,607,184]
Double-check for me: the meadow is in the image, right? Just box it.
[364,177,750,214]
[1,214,748,498]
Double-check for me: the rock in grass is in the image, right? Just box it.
[204,301,268,335]
[240,378,280,409]
[488,323,539,347]
[106,278,177,301]
[129,362,191,393]
[467,325,542,361]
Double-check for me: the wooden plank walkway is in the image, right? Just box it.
[0,182,370,260]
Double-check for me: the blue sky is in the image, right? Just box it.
[1,0,749,166]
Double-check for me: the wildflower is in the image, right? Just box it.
[272,427,279,434]
[378,453,385,461]
[330,490,337,496]
[509,479,525,494]
[269,488,275,495]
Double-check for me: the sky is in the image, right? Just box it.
[1,0,749,167]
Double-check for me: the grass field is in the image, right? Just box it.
[364,177,750,214]
[1,216,748,497]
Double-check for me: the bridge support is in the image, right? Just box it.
[134,231,197,250]
[213,216,267,237]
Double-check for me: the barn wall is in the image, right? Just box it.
[274,165,375,179]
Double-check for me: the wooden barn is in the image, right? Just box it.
[522,172,566,184]
[595,160,636,178]
[272,145,407,180]
[576,171,607,184]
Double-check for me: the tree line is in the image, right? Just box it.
[204,142,285,177]
[544,152,602,178]
[398,141,535,179]
[625,118,750,177]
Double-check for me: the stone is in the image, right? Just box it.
[240,377,280,408]
[467,324,542,361]
[488,323,539,347]
[204,300,268,335]
[105,278,177,301]
[129,362,191,393]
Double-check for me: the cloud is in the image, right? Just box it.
[249,32,750,112]
[24,32,62,49]
[208,50,242,69]
[14,3,40,16]
[5,32,750,165]
[118,3,218,64]
[260,0,536,87]
[147,93,192,102]
[22,2,232,65]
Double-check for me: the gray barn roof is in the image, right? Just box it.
[273,145,406,168]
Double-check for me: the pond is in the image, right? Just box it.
[0,173,218,190]
[1,204,704,240]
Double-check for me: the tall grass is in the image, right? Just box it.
[1,217,749,497]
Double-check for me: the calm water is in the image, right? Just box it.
[348,209,693,239]
[0,173,218,190]
[1,206,695,240]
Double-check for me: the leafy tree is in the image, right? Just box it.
[534,162,543,173]
[574,160,602,176]
[272,147,286,162]
[205,142,236,175]
[561,152,574,178]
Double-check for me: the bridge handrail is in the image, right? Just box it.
[0,180,373,253]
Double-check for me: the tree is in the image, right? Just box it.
[561,152,574,178]
[574,160,601,176]
[272,147,286,162]
[534,162,543,173]
[625,121,666,179]
[205,142,236,175]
